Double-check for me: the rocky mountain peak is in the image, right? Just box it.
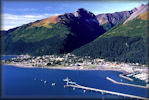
[57,8,98,25]
[55,8,105,53]
[131,7,137,13]
[96,10,133,26]
[137,4,145,10]
[73,8,95,18]
[123,4,148,24]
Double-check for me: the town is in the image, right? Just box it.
[2,53,149,85]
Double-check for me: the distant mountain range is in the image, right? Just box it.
[96,6,137,30]
[1,4,149,64]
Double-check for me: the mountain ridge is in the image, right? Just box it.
[95,8,137,30]
[72,7,149,64]
[2,8,105,55]
[2,4,148,64]
[123,4,148,24]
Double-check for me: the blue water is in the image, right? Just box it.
[2,65,149,99]
[1,56,149,99]
[1,55,18,60]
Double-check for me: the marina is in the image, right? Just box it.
[119,74,134,81]
[2,64,148,99]
[106,77,149,89]
[64,77,149,99]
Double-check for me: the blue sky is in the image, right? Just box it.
[2,0,148,30]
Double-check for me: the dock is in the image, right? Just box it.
[119,74,134,81]
[106,77,148,89]
[64,77,149,100]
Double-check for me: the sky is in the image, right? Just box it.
[1,0,148,30]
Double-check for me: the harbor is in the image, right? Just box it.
[64,77,149,99]
[119,74,134,81]
[106,77,149,89]
[2,64,148,99]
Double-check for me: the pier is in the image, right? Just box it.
[106,77,148,89]
[64,77,148,100]
[119,74,134,81]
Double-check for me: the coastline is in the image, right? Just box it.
[3,63,148,86]
[2,63,127,73]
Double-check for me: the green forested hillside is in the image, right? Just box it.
[2,8,148,64]
[11,23,70,42]
[101,18,148,39]
[2,23,70,55]
[72,17,149,64]
[2,8,105,56]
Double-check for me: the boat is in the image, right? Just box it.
[44,80,47,84]
[83,90,86,93]
[63,77,70,82]
[52,83,56,86]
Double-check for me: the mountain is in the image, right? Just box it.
[72,8,149,64]
[2,4,148,64]
[123,4,149,24]
[0,30,6,35]
[96,8,137,30]
[2,8,105,55]
[57,8,105,53]
[30,15,60,28]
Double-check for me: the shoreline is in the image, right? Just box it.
[2,63,127,73]
[3,63,148,84]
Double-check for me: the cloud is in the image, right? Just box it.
[1,13,60,30]
[6,8,38,12]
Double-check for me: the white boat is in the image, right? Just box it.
[52,83,56,86]
[44,80,47,84]
[63,77,70,82]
